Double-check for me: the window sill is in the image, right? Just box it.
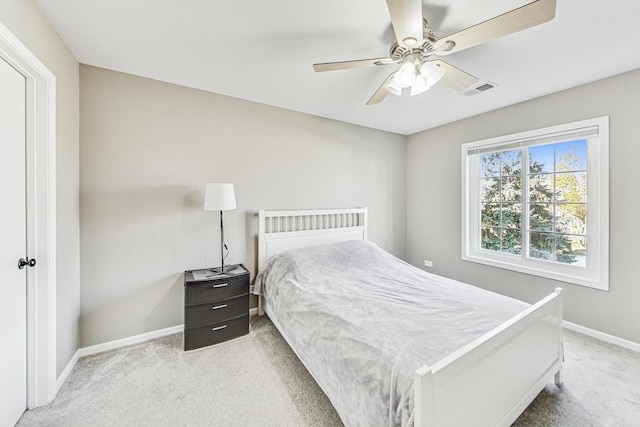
[461,253,608,291]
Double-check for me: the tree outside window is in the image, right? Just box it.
[479,139,587,266]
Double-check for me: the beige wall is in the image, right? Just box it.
[8,0,635,355]
[79,65,406,347]
[0,1,80,376]
[407,68,640,344]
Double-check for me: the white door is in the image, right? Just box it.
[0,56,28,426]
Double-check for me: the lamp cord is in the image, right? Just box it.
[222,241,229,266]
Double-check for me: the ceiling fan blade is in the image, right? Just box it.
[367,72,396,105]
[386,0,424,47]
[433,0,556,56]
[431,60,478,92]
[313,57,393,72]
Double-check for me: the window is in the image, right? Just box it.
[462,117,609,290]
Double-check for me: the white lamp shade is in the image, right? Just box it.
[204,183,237,211]
[410,74,430,96]
[393,63,417,88]
[421,62,446,87]
[385,79,402,96]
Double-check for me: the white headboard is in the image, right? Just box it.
[257,208,368,269]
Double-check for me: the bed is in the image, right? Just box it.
[254,208,563,427]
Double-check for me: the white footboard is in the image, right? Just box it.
[414,288,563,427]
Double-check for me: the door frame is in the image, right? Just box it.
[0,21,57,408]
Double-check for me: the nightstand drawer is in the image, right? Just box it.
[184,314,249,350]
[185,294,249,328]
[185,274,248,304]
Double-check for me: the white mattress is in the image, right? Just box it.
[254,240,528,427]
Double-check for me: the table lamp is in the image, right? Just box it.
[204,183,236,274]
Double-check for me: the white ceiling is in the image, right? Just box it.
[35,0,640,135]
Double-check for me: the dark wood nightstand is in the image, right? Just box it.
[183,264,249,351]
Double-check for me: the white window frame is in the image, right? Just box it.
[461,117,609,291]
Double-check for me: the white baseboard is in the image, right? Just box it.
[54,324,184,396]
[78,310,260,359]
[78,324,184,358]
[55,349,80,394]
[54,315,636,403]
[55,311,261,394]
[564,321,640,352]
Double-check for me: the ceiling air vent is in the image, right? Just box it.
[462,82,498,96]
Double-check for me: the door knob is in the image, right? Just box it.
[18,257,37,269]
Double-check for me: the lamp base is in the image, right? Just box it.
[204,266,227,278]
[203,264,245,279]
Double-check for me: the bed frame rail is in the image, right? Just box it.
[414,287,564,427]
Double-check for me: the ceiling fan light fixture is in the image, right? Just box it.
[385,79,402,96]
[393,62,417,88]
[410,75,430,96]
[421,62,446,86]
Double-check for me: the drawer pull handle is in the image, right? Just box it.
[212,325,227,332]
[212,304,227,310]
[212,283,228,288]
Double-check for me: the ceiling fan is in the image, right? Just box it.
[313,0,556,105]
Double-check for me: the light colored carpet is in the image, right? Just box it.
[18,316,640,427]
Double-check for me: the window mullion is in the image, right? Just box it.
[552,144,557,263]
[499,155,503,253]
[522,148,528,261]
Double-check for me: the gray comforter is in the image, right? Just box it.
[253,240,528,427]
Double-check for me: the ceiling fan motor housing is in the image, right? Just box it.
[389,19,437,61]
